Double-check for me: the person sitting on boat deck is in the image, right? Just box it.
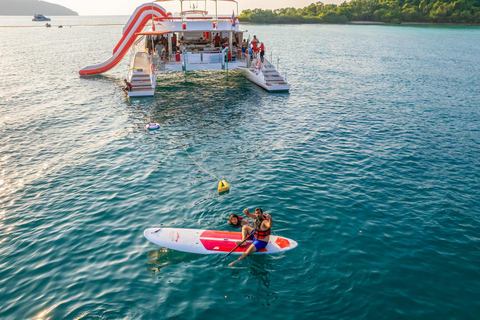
[146,36,154,55]
[259,42,265,62]
[229,208,272,267]
[220,37,228,48]
[161,36,168,52]
[228,214,247,228]
[214,33,221,47]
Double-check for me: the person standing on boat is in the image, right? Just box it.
[229,208,272,267]
[214,33,221,47]
[259,42,265,62]
[172,33,177,52]
[156,41,165,61]
[251,40,258,59]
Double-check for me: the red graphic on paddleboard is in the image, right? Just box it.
[199,230,268,253]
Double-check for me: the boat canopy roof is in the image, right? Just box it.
[136,30,172,36]
[181,10,208,15]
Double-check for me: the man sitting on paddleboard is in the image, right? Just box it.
[229,208,272,266]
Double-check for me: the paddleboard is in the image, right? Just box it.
[144,228,298,255]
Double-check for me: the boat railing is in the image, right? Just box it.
[182,48,187,70]
[262,57,274,69]
[274,56,288,83]
[221,47,228,69]
[261,54,288,84]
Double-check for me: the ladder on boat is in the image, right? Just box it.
[262,59,288,87]
[129,71,154,93]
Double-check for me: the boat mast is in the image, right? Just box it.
[181,0,184,21]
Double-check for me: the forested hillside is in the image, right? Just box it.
[239,0,480,24]
[0,0,78,16]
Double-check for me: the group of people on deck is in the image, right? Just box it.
[242,35,265,63]
[147,34,178,61]
[227,207,273,266]
[148,32,266,66]
[213,33,237,49]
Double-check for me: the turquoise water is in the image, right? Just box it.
[1,16,480,319]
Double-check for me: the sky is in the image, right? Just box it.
[45,0,345,16]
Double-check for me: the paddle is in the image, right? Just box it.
[213,232,251,266]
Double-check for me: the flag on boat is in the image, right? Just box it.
[231,11,235,27]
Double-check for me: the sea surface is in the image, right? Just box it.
[1,15,480,320]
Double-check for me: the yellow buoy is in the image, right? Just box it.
[218,180,230,193]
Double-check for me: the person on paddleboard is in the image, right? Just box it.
[228,213,247,228]
[229,207,272,266]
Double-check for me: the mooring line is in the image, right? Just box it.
[159,126,222,182]
[125,99,228,192]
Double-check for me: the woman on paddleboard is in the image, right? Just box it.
[229,208,272,266]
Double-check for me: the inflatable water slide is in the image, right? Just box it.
[79,3,167,76]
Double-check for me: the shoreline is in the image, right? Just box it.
[349,21,480,26]
[240,20,480,27]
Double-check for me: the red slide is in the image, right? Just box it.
[79,3,168,76]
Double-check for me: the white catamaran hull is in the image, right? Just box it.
[244,69,291,92]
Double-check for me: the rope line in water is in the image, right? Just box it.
[160,127,222,182]
[125,99,225,187]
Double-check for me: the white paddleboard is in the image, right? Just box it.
[144,228,298,255]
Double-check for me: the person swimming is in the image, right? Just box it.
[228,214,247,228]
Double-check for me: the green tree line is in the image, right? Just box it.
[239,0,480,24]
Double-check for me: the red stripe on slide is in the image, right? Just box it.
[79,6,168,75]
[79,13,162,75]
[113,6,167,54]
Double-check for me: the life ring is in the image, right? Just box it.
[146,123,160,130]
[254,60,261,75]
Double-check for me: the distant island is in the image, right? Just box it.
[239,0,480,24]
[0,0,78,16]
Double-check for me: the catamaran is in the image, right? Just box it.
[79,1,290,97]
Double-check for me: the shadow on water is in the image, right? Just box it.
[121,70,290,138]
[146,248,202,274]
[230,256,278,307]
[79,73,125,86]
